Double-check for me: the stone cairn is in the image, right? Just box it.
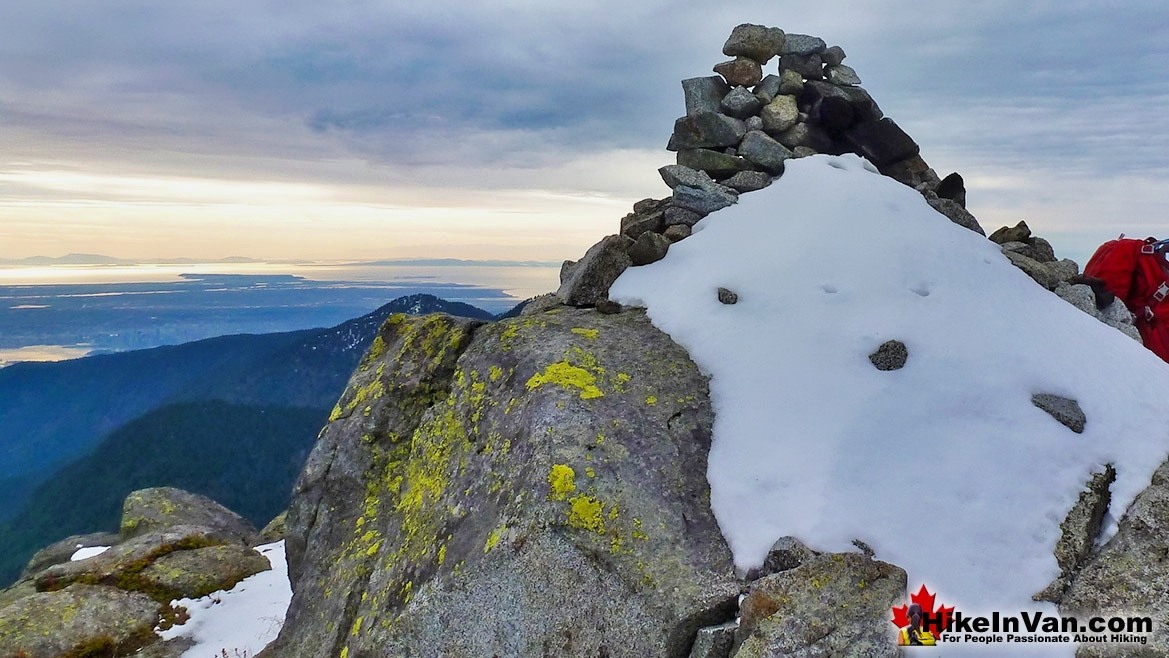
[549,23,1140,343]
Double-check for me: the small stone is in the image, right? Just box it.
[663,224,691,242]
[722,23,785,64]
[681,76,731,116]
[775,122,834,153]
[791,146,818,158]
[688,622,736,658]
[779,52,823,80]
[744,115,763,132]
[555,235,634,307]
[628,231,671,266]
[619,209,664,241]
[822,45,846,66]
[717,288,738,305]
[713,56,763,87]
[759,95,799,134]
[1028,236,1057,263]
[752,74,782,103]
[594,299,622,314]
[935,172,966,208]
[1031,393,1087,434]
[760,536,819,578]
[778,69,804,95]
[842,118,920,168]
[780,33,827,56]
[719,86,763,119]
[669,112,747,150]
[676,149,752,179]
[1004,251,1060,290]
[825,64,861,86]
[658,164,715,190]
[721,170,773,193]
[927,198,985,236]
[989,220,1031,244]
[737,130,792,174]
[671,184,738,216]
[869,340,908,371]
[664,206,703,227]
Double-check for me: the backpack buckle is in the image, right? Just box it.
[1155,283,1169,303]
[1147,306,1156,322]
[1143,244,1157,254]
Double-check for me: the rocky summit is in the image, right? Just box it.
[3,22,1167,658]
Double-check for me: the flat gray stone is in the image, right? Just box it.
[681,76,731,116]
[738,130,792,174]
[1031,393,1086,434]
[720,85,763,119]
[721,170,773,193]
[825,64,861,86]
[780,33,827,56]
[722,23,785,64]
[676,149,752,179]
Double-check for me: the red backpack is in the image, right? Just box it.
[1084,236,1169,363]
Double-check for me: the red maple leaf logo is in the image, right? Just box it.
[891,584,955,635]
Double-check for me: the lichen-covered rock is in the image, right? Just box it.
[32,524,236,599]
[722,24,785,64]
[1060,458,1169,655]
[759,95,799,135]
[733,552,904,658]
[989,220,1032,245]
[689,623,736,658]
[677,148,752,179]
[0,583,161,658]
[21,531,121,579]
[259,510,288,543]
[714,56,763,87]
[556,235,634,307]
[1038,465,1115,602]
[269,309,739,658]
[136,544,272,600]
[629,231,671,266]
[779,33,827,56]
[1004,250,1061,290]
[825,64,861,86]
[671,183,738,217]
[121,487,258,545]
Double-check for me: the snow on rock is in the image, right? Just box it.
[158,540,292,658]
[69,545,110,561]
[610,154,1169,651]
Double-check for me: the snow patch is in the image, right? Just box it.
[69,545,110,561]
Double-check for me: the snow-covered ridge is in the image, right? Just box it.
[610,154,1169,655]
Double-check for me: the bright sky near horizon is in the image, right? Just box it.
[1,2,1167,264]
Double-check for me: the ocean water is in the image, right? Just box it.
[0,262,560,365]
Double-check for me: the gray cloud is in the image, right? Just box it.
[1,1,1168,257]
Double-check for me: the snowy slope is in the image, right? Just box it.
[158,541,292,657]
[610,154,1169,654]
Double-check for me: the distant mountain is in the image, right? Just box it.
[345,258,562,267]
[0,292,491,512]
[0,293,493,585]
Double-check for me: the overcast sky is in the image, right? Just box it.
[1,1,1166,263]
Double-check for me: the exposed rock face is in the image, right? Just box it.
[271,310,738,658]
[1031,393,1087,434]
[734,552,904,658]
[1060,459,1169,655]
[121,486,258,545]
[0,584,161,658]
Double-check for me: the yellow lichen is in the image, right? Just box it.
[438,544,447,565]
[645,395,657,405]
[488,365,504,381]
[548,464,577,500]
[484,527,504,553]
[526,361,604,399]
[585,466,596,479]
[571,327,599,340]
[567,495,605,533]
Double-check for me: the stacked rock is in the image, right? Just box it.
[989,221,1141,341]
[555,24,980,309]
